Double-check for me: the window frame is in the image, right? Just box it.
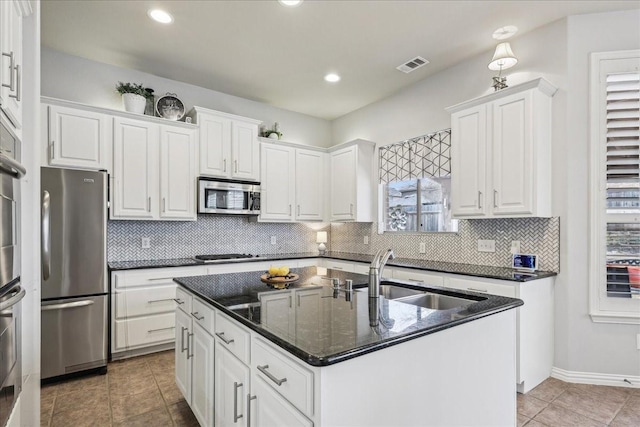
[589,49,640,324]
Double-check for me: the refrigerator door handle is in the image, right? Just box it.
[42,190,51,280]
[41,300,95,311]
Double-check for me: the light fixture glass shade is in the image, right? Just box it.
[316,231,328,244]
[488,42,518,71]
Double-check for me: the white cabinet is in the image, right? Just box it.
[45,104,110,170]
[112,116,197,221]
[260,291,294,335]
[260,141,325,222]
[329,139,375,222]
[0,0,30,135]
[191,322,215,427]
[175,307,192,403]
[188,107,261,181]
[248,375,313,427]
[447,78,556,218]
[215,343,250,427]
[390,267,445,287]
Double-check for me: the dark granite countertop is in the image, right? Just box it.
[174,266,523,367]
[110,251,556,282]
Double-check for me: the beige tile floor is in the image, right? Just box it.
[40,350,198,427]
[41,350,640,427]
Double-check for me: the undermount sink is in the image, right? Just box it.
[395,293,476,310]
[377,284,424,299]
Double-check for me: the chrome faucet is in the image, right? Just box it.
[369,249,395,298]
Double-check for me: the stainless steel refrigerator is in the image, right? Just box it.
[41,167,108,380]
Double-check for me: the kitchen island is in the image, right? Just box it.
[173,266,523,426]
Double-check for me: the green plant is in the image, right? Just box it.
[115,82,154,99]
[261,122,282,139]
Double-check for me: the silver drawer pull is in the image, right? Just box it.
[331,266,343,270]
[148,277,174,281]
[148,326,175,333]
[233,382,243,422]
[191,311,205,321]
[215,332,235,345]
[467,287,488,293]
[148,298,174,304]
[173,298,184,305]
[257,365,287,386]
[407,278,424,283]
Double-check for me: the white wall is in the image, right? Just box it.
[333,10,640,379]
[40,48,332,148]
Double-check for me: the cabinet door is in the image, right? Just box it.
[215,343,250,427]
[491,91,533,216]
[260,144,295,221]
[249,375,313,427]
[192,323,215,427]
[231,121,259,181]
[260,291,294,336]
[295,149,324,221]
[199,113,231,178]
[0,0,23,131]
[47,105,110,170]
[160,126,196,220]
[330,146,357,221]
[112,117,159,219]
[175,308,192,404]
[451,105,487,217]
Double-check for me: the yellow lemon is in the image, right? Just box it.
[268,265,279,276]
[278,266,290,276]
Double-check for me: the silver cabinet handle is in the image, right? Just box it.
[173,298,184,305]
[350,203,353,216]
[42,191,51,281]
[233,382,243,422]
[9,64,20,101]
[467,287,488,293]
[493,190,498,208]
[257,365,287,386]
[162,197,166,213]
[187,332,193,359]
[148,197,151,212]
[41,300,94,311]
[215,332,234,345]
[407,278,424,283]
[0,154,27,178]
[247,394,256,427]
[148,277,174,281]
[223,159,227,172]
[0,288,25,311]
[289,204,292,216]
[148,298,174,304]
[191,311,204,321]
[330,266,343,270]
[50,141,55,160]
[289,295,292,308]
[148,326,175,333]
[297,294,301,307]
[297,205,300,216]
[180,326,187,353]
[234,160,238,173]
[1,51,15,92]
[478,191,483,209]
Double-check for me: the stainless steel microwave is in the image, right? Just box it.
[198,178,261,215]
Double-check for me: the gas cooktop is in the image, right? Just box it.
[194,253,258,263]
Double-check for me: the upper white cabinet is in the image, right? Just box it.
[112,116,197,221]
[260,139,325,222]
[187,107,261,181]
[0,0,31,136]
[45,103,111,170]
[329,139,375,222]
[447,78,557,218]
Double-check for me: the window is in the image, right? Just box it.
[379,129,458,233]
[590,50,640,324]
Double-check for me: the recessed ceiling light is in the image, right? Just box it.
[278,0,303,6]
[492,25,518,40]
[148,9,174,24]
[324,73,340,83]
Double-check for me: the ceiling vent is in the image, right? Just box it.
[396,56,429,73]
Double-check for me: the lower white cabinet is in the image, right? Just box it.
[175,307,193,404]
[192,322,215,427]
[215,343,250,427]
[248,375,313,427]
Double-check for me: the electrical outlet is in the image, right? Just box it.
[364,236,369,245]
[511,241,521,254]
[141,237,150,249]
[419,242,426,254]
[270,236,277,245]
[477,240,496,253]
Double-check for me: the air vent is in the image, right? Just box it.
[396,56,430,73]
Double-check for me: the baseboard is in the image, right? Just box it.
[551,367,640,388]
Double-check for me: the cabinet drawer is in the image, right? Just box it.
[445,276,516,298]
[324,259,354,272]
[114,285,177,319]
[113,312,175,351]
[113,266,205,289]
[191,297,215,336]
[175,287,193,315]
[215,312,251,364]
[392,268,445,287]
[353,262,369,275]
[252,338,314,417]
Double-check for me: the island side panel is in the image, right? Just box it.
[318,309,517,427]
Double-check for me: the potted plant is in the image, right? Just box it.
[116,82,153,114]
[261,122,282,140]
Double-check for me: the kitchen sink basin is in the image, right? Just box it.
[377,284,425,299]
[395,293,476,310]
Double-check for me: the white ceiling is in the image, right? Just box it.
[41,0,639,120]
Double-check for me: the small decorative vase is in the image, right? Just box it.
[122,93,147,114]
[268,132,279,140]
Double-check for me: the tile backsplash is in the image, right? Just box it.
[331,217,560,272]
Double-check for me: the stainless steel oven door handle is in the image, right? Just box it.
[0,288,25,311]
[41,300,95,311]
[0,153,26,178]
[42,191,51,280]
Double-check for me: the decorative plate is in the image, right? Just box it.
[155,93,185,121]
[260,273,299,289]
